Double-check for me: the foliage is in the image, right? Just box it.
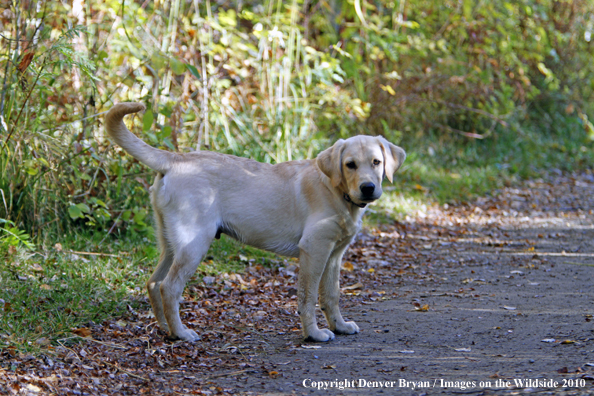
[0,219,35,250]
[0,0,593,239]
[336,0,594,143]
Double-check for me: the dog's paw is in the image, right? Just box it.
[304,328,335,342]
[158,322,170,334]
[171,328,201,342]
[334,321,360,335]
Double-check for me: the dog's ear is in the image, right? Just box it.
[377,136,406,183]
[316,139,346,188]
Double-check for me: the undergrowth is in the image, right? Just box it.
[371,110,594,223]
[0,230,289,354]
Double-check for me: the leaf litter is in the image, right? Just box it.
[2,171,594,393]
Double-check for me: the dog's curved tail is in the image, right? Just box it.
[105,102,177,173]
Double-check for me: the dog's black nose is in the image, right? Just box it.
[360,182,375,197]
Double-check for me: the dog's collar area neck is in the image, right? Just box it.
[343,193,367,208]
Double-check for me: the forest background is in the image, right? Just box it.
[1,0,594,351]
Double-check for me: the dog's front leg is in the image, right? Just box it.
[319,248,359,335]
[298,233,336,342]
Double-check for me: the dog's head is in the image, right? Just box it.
[316,136,406,207]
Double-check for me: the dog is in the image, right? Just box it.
[105,102,406,342]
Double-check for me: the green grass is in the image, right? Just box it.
[0,231,283,353]
[0,238,146,353]
[365,112,594,224]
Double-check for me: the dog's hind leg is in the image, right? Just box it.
[159,226,215,342]
[147,246,174,334]
[147,195,174,333]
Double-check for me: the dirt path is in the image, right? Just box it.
[2,171,593,395]
[208,172,594,395]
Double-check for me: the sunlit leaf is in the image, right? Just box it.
[68,205,83,219]
[143,109,154,132]
[170,58,186,75]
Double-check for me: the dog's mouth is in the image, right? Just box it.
[359,198,378,206]
[361,192,384,205]
[360,193,381,203]
[344,193,380,208]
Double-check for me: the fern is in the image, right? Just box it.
[0,219,35,250]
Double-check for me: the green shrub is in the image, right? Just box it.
[1,0,593,240]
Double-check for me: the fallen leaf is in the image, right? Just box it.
[321,364,336,369]
[72,328,92,337]
[25,384,42,393]
[502,306,516,310]
[541,338,556,343]
[560,340,576,344]
[342,261,354,272]
[342,282,363,291]
[31,263,44,272]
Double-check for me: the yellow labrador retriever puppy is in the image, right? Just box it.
[105,102,406,342]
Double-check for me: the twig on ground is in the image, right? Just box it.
[101,360,150,382]
[67,250,129,257]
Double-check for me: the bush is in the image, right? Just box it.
[1,0,592,239]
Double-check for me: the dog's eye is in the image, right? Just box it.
[373,159,381,166]
[346,161,357,170]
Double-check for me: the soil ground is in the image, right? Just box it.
[208,171,594,395]
[2,171,594,395]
